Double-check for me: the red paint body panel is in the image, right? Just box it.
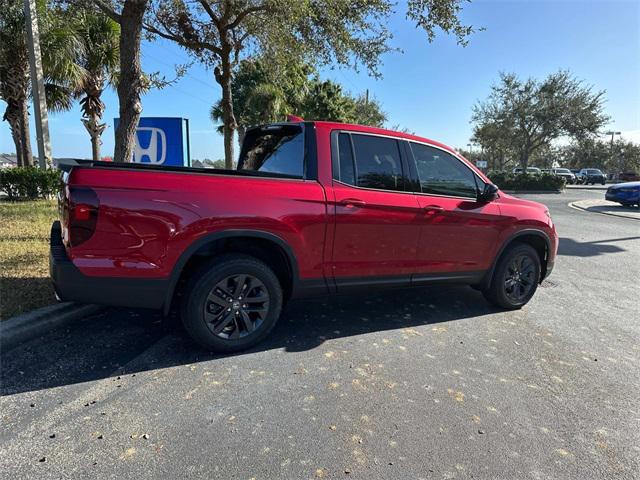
[67,167,328,280]
[58,121,557,303]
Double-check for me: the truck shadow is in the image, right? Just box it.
[1,286,499,396]
[558,236,639,257]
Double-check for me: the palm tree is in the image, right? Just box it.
[72,12,119,161]
[0,0,84,167]
[0,1,33,167]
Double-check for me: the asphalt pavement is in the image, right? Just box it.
[1,189,639,479]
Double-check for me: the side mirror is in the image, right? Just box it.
[478,183,499,202]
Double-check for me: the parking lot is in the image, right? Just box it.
[1,189,639,479]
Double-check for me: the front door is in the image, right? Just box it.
[407,142,503,281]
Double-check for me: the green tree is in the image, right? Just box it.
[145,0,478,168]
[352,93,386,128]
[210,58,386,149]
[472,71,609,170]
[1,0,84,167]
[560,137,640,173]
[75,0,150,163]
[71,10,120,161]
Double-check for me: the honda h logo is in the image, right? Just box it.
[133,127,167,164]
[116,117,188,166]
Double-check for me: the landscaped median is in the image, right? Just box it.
[0,199,59,319]
[488,171,565,193]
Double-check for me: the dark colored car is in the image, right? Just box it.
[579,168,606,185]
[605,182,640,207]
[50,121,558,352]
[618,172,640,182]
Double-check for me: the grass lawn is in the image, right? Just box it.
[0,199,58,320]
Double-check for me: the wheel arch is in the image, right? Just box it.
[163,230,299,315]
[481,229,551,289]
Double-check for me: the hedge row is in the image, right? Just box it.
[0,167,61,200]
[487,171,565,191]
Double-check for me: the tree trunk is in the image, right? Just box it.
[18,98,33,167]
[3,103,24,167]
[214,45,237,169]
[91,123,101,161]
[113,0,148,163]
[237,125,246,150]
[519,150,528,171]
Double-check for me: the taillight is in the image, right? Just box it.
[68,187,99,247]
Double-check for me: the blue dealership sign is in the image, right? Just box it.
[114,117,191,166]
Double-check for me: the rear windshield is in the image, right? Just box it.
[237,125,304,178]
[555,169,570,173]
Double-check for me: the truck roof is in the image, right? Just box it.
[310,121,460,157]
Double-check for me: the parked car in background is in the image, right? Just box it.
[513,167,542,175]
[544,168,576,184]
[605,182,640,207]
[51,121,558,352]
[618,171,640,182]
[578,168,606,185]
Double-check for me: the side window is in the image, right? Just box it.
[351,134,404,191]
[410,143,478,198]
[238,126,304,177]
[337,133,355,185]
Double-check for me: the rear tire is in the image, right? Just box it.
[482,243,541,309]
[181,254,283,352]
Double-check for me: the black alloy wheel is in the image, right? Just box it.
[503,254,536,302]
[482,243,541,309]
[204,274,270,339]
[181,254,283,352]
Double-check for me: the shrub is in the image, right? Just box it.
[487,171,565,191]
[0,167,61,200]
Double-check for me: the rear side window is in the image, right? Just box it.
[350,134,404,191]
[237,125,304,177]
[410,143,478,198]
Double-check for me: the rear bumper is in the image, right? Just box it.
[49,221,168,310]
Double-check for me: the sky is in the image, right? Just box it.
[1,0,639,160]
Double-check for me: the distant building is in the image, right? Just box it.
[0,154,18,168]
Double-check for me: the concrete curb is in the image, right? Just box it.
[566,185,609,191]
[568,201,640,221]
[1,303,105,352]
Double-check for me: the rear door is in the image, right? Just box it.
[406,142,503,281]
[329,132,422,289]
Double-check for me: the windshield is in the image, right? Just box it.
[587,169,602,174]
[555,169,570,173]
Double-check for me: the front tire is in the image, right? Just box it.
[181,254,283,352]
[483,243,541,309]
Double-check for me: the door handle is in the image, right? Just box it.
[340,198,366,208]
[422,204,444,214]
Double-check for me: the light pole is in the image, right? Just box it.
[24,0,52,168]
[605,131,621,179]
[605,130,622,148]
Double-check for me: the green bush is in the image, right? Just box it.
[487,171,565,191]
[0,167,61,200]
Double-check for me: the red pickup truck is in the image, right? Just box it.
[51,121,557,352]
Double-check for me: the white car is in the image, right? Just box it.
[550,168,576,184]
[513,167,542,175]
